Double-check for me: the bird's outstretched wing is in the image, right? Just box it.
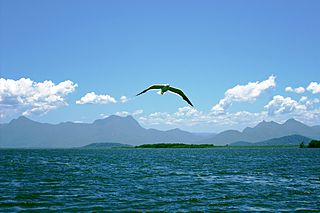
[136,84,164,96]
[168,87,194,107]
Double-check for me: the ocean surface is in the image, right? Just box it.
[0,148,319,211]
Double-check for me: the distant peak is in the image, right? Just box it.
[107,115,121,119]
[166,128,182,132]
[17,116,29,120]
[284,118,299,123]
[106,115,134,120]
[93,114,142,128]
[95,115,125,122]
[125,115,135,120]
[283,118,305,126]
[9,116,34,124]
[255,120,279,128]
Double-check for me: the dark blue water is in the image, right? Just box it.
[0,148,319,211]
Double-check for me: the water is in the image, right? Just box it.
[0,148,319,211]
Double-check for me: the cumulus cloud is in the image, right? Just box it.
[264,95,320,125]
[175,106,201,117]
[0,78,77,117]
[76,92,116,105]
[139,106,249,127]
[285,87,293,92]
[115,111,130,117]
[295,87,305,94]
[115,109,143,117]
[133,109,144,115]
[285,86,305,94]
[120,96,129,103]
[212,75,276,113]
[264,95,306,115]
[299,96,319,108]
[138,107,269,131]
[299,96,308,103]
[307,82,320,94]
[137,92,320,131]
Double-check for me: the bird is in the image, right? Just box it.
[136,84,194,107]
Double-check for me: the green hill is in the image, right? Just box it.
[135,143,215,148]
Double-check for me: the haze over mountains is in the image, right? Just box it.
[201,118,320,145]
[230,135,312,146]
[0,116,319,148]
[0,116,200,148]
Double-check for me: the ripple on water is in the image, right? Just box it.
[0,148,319,211]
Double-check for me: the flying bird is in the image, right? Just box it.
[136,84,194,107]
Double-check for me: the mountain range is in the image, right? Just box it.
[0,116,200,148]
[201,119,320,145]
[0,116,319,148]
[230,135,312,146]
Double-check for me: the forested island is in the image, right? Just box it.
[307,140,320,148]
[135,143,215,148]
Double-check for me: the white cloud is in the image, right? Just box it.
[0,78,77,117]
[73,120,84,123]
[299,96,308,102]
[174,106,201,117]
[286,82,320,94]
[299,96,320,107]
[285,86,305,94]
[76,92,116,105]
[295,87,305,94]
[115,111,130,117]
[138,105,266,130]
[133,109,144,115]
[120,96,129,103]
[115,109,144,117]
[212,75,276,113]
[138,94,320,132]
[264,95,307,115]
[285,87,294,92]
[264,95,320,125]
[307,82,320,94]
[138,107,269,132]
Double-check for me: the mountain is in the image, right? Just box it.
[209,130,243,144]
[230,135,312,146]
[312,125,320,132]
[192,132,217,139]
[230,141,254,146]
[0,116,203,148]
[1,116,319,148]
[201,119,320,145]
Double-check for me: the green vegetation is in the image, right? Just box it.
[299,142,306,148]
[135,143,303,149]
[307,140,320,148]
[135,143,215,148]
[299,140,320,148]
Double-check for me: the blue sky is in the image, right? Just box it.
[1,0,319,132]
